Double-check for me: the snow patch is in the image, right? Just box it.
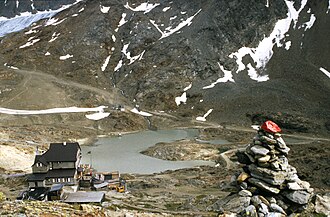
[130,108,152,117]
[19,38,40,48]
[266,0,269,7]
[114,60,123,71]
[85,112,110,120]
[320,67,330,78]
[183,83,192,91]
[78,7,84,13]
[124,2,160,14]
[175,92,187,106]
[59,54,73,60]
[302,14,316,31]
[101,55,111,71]
[45,52,51,56]
[46,17,67,26]
[115,13,127,32]
[203,62,234,89]
[0,106,108,115]
[227,0,308,82]
[49,32,60,42]
[100,5,110,13]
[285,41,291,50]
[150,9,201,40]
[196,109,213,122]
[163,7,171,12]
[121,43,145,65]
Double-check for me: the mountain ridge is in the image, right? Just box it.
[0,0,329,134]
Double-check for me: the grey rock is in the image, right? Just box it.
[258,203,269,216]
[243,205,258,217]
[250,145,270,156]
[287,180,311,191]
[248,178,280,194]
[314,193,330,216]
[251,195,263,207]
[268,212,285,217]
[276,137,287,149]
[270,203,286,215]
[225,196,251,213]
[248,164,286,185]
[260,135,277,145]
[268,197,276,204]
[239,189,252,197]
[240,182,248,190]
[282,190,311,205]
[257,155,271,163]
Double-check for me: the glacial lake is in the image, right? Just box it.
[80,129,228,174]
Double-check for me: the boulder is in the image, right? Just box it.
[237,172,250,183]
[257,155,271,163]
[239,190,252,197]
[243,205,258,217]
[270,203,286,215]
[258,203,269,216]
[250,145,270,156]
[248,178,280,194]
[282,190,311,205]
[314,193,330,216]
[248,164,286,185]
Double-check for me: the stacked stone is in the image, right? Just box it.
[236,121,313,216]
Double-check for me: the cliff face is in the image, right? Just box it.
[0,0,329,133]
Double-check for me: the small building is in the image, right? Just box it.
[47,184,64,201]
[28,142,81,188]
[63,191,105,204]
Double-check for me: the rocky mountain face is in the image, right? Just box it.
[0,0,329,133]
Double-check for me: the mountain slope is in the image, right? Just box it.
[0,0,329,134]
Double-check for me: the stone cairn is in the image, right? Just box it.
[234,121,314,216]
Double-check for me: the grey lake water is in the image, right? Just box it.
[80,129,227,174]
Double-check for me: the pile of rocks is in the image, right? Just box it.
[233,121,314,216]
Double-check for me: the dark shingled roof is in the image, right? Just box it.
[28,173,47,181]
[42,142,80,162]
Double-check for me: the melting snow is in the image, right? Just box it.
[101,55,111,71]
[196,109,213,122]
[285,41,291,50]
[49,32,60,42]
[228,0,308,82]
[46,17,67,26]
[115,13,127,32]
[78,7,84,13]
[124,2,160,14]
[25,29,38,35]
[183,83,192,91]
[150,9,201,40]
[203,62,234,89]
[100,5,110,13]
[114,60,123,71]
[59,54,73,60]
[45,52,51,56]
[0,106,108,115]
[122,44,145,65]
[247,64,269,82]
[266,0,269,7]
[320,67,330,78]
[302,14,316,31]
[163,7,171,12]
[175,92,187,106]
[19,38,40,48]
[4,63,19,70]
[85,112,110,120]
[130,108,152,117]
